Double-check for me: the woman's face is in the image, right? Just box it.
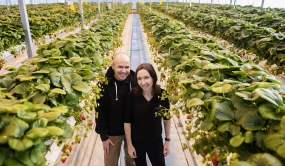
[137,69,153,93]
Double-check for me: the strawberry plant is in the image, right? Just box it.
[151,3,285,74]
[138,3,285,165]
[0,3,132,165]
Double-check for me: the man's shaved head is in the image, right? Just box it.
[112,52,131,81]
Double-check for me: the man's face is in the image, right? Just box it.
[112,57,130,81]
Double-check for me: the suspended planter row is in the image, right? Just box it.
[0,2,105,53]
[150,3,285,74]
[0,3,131,166]
[138,3,285,165]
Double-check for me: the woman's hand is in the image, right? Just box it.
[128,145,137,158]
[163,141,170,156]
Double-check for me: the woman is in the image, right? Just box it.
[124,63,171,166]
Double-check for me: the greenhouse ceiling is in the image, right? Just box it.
[0,0,284,8]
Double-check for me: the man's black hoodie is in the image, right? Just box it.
[95,66,135,141]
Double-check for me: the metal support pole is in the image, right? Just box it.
[261,0,264,8]
[211,0,213,4]
[150,0,152,13]
[18,0,34,58]
[97,0,101,16]
[233,0,236,9]
[230,0,232,5]
[78,0,84,29]
[166,0,168,10]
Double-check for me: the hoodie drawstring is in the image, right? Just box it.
[114,82,118,100]
[114,82,132,101]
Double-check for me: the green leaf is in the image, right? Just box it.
[4,157,25,166]
[17,150,34,166]
[49,105,68,113]
[4,104,28,114]
[50,71,63,87]
[191,82,205,89]
[19,76,37,81]
[237,110,263,130]
[281,116,285,130]
[30,143,46,165]
[230,124,240,136]
[264,133,285,151]
[186,98,204,108]
[8,137,33,151]
[14,83,30,97]
[276,144,285,159]
[215,101,234,121]
[259,103,285,120]
[38,112,61,121]
[199,117,213,131]
[254,88,283,106]
[230,161,253,166]
[23,102,35,111]
[33,92,46,104]
[166,58,179,66]
[62,124,74,138]
[244,131,254,143]
[217,122,232,132]
[34,104,51,111]
[46,126,64,136]
[65,91,81,108]
[50,88,66,94]
[0,148,11,165]
[247,153,282,166]
[25,128,49,139]
[211,83,232,93]
[72,81,91,93]
[61,73,82,93]
[32,118,48,128]
[230,135,244,147]
[35,84,50,91]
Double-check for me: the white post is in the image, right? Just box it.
[78,0,84,29]
[98,0,101,16]
[261,0,264,7]
[18,0,34,58]
[166,0,168,10]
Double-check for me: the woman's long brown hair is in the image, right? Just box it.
[133,63,161,96]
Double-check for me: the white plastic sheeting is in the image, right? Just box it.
[0,0,65,5]
[177,0,285,8]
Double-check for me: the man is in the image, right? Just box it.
[95,52,135,166]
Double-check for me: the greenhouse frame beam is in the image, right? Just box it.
[18,0,34,58]
[261,0,264,7]
[79,0,85,29]
[98,0,101,16]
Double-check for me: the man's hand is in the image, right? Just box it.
[102,139,115,154]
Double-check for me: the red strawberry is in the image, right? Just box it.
[61,154,67,163]
[67,145,72,152]
[79,114,86,120]
[187,114,192,119]
[88,121,93,126]
[212,155,219,166]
